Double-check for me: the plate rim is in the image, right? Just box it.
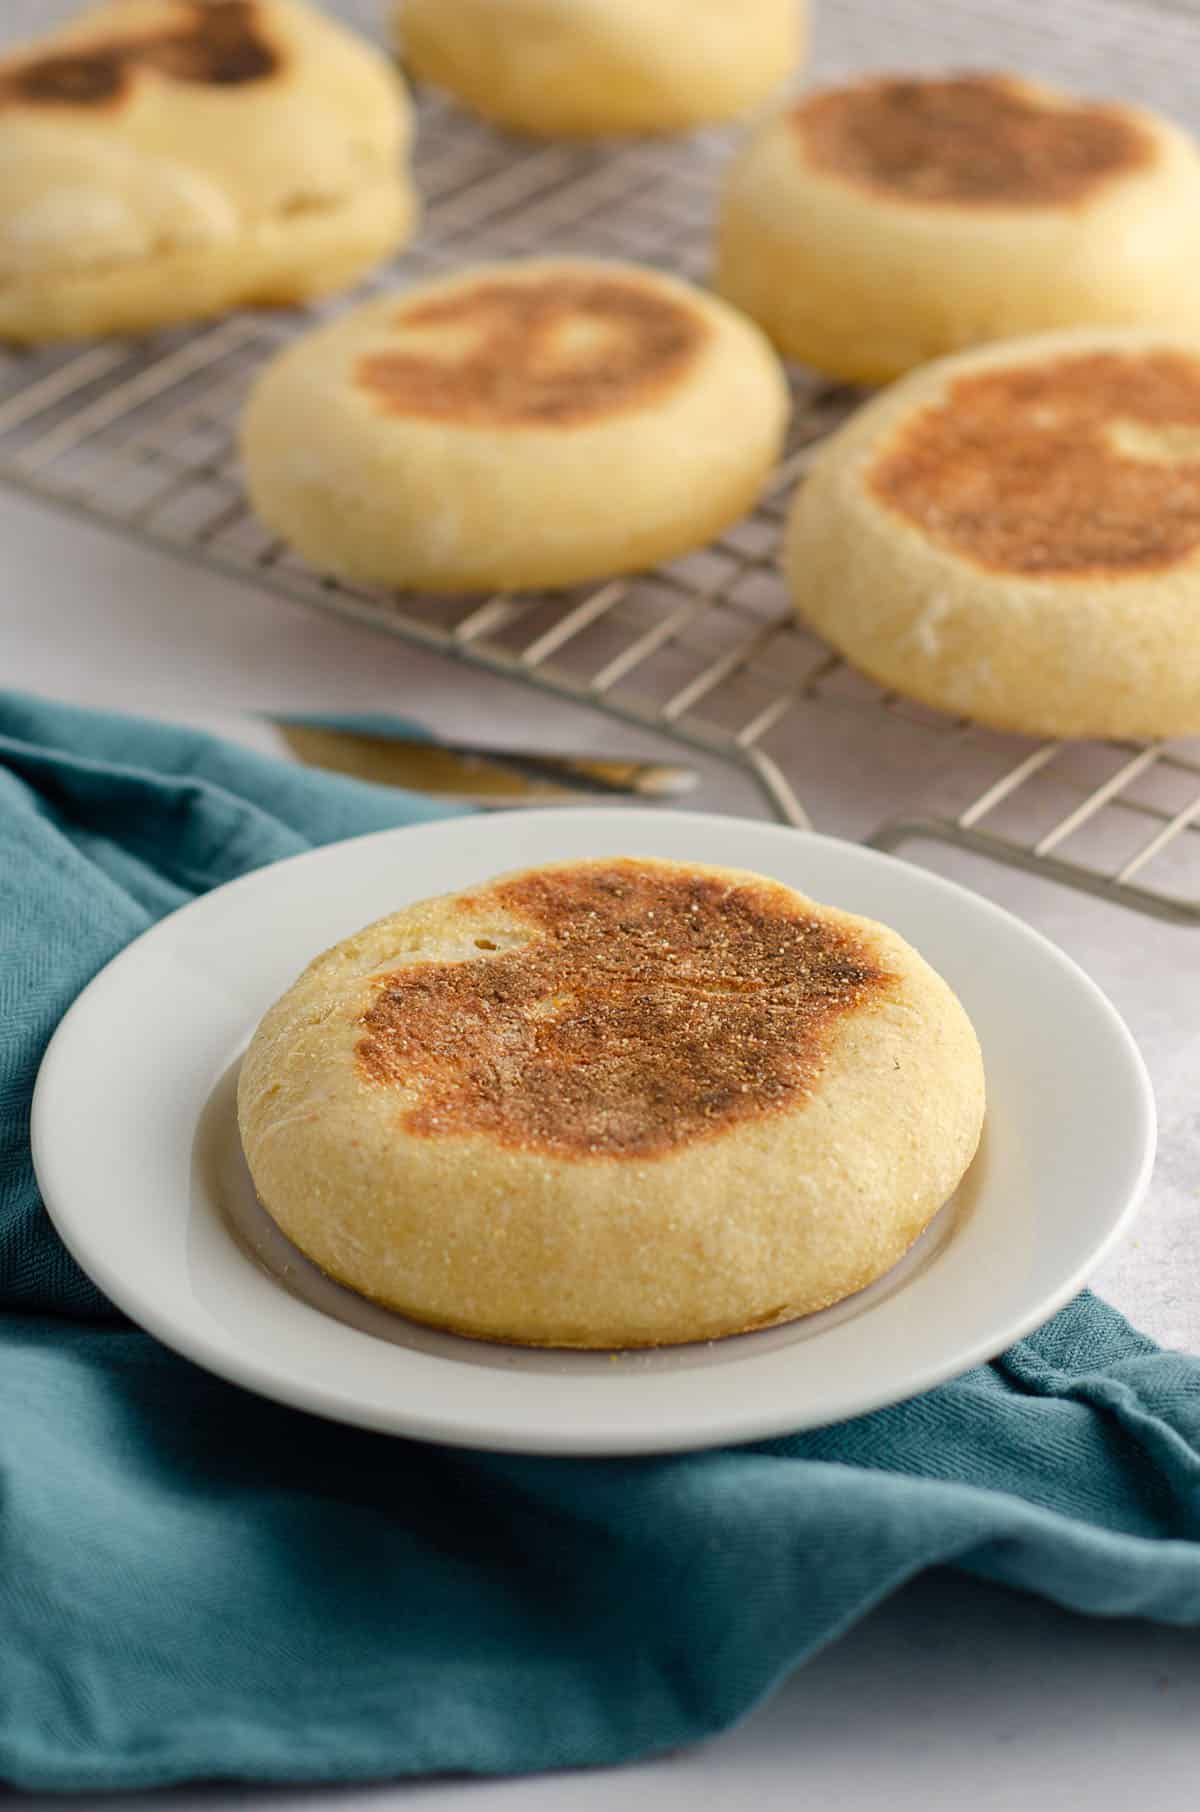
[31,808,1158,1455]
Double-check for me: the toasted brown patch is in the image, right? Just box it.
[0,2,278,110]
[356,861,892,1159]
[356,274,708,428]
[792,75,1154,207]
[869,348,1200,577]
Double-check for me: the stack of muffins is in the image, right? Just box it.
[5,0,1200,741]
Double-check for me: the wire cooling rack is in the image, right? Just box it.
[3,0,1200,923]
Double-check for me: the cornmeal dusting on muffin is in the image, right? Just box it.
[356,861,892,1158]
[869,348,1200,575]
[793,75,1154,207]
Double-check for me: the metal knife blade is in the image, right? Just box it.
[275,723,698,805]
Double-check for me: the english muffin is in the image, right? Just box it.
[786,328,1200,739]
[239,257,790,592]
[397,0,805,139]
[0,1,416,343]
[237,856,985,1349]
[716,72,1200,383]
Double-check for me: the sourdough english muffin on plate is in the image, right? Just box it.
[397,0,805,138]
[239,257,790,592]
[35,809,1153,1449]
[0,0,416,343]
[786,328,1200,740]
[237,856,985,1350]
[716,72,1200,383]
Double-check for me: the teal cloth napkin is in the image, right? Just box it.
[3,690,1200,1793]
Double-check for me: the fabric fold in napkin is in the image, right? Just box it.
[2,690,1199,1792]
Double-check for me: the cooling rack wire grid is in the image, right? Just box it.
[2,0,1199,922]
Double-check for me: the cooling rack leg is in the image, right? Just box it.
[744,747,813,830]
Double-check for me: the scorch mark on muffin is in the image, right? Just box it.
[356,274,709,428]
[356,861,893,1158]
[0,3,279,110]
[870,348,1200,576]
[793,75,1154,208]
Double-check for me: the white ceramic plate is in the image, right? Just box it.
[32,809,1155,1456]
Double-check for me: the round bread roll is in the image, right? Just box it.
[716,72,1200,384]
[397,0,805,139]
[239,257,790,592]
[786,328,1200,739]
[237,858,986,1348]
[237,856,985,1350]
[0,0,416,343]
